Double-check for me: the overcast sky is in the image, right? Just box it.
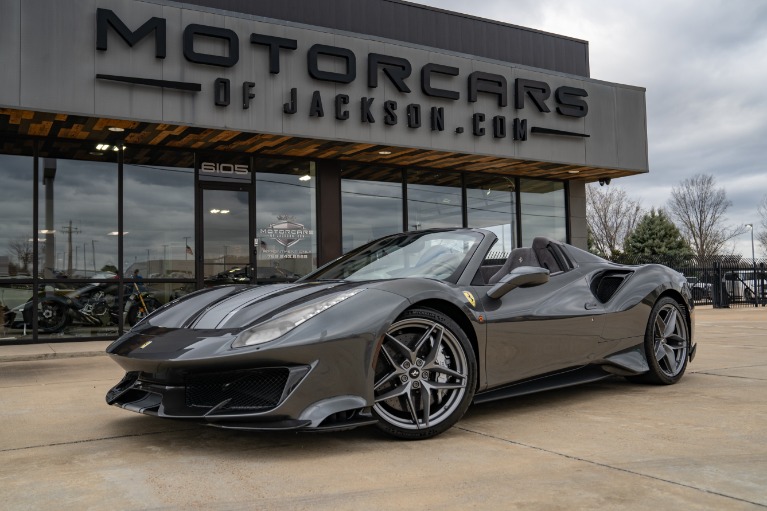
[417,0,767,256]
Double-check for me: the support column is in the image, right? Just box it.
[316,161,342,266]
[568,180,587,250]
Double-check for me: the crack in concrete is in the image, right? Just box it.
[691,371,767,381]
[0,427,203,453]
[456,426,767,508]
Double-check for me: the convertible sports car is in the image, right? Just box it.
[106,228,696,439]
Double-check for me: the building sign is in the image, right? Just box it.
[95,8,589,142]
[199,161,251,182]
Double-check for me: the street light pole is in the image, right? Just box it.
[746,224,756,307]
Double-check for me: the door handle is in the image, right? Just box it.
[584,301,598,310]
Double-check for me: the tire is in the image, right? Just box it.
[372,307,476,440]
[38,299,70,333]
[631,297,689,385]
[126,297,160,326]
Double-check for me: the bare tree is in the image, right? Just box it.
[586,185,643,258]
[7,238,33,273]
[758,194,767,255]
[667,174,747,261]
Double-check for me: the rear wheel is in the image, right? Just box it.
[632,297,689,385]
[372,308,476,440]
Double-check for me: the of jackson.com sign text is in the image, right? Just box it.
[95,8,589,141]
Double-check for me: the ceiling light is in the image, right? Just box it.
[96,144,109,150]
[568,170,580,174]
[39,229,55,234]
[220,210,230,214]
[378,150,392,155]
[210,209,221,214]
[107,231,129,235]
[299,175,311,181]
[108,127,125,132]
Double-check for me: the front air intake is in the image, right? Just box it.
[185,368,290,411]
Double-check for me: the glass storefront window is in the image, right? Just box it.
[406,170,463,230]
[341,166,403,253]
[466,174,516,255]
[124,150,195,281]
[31,142,120,339]
[520,179,566,247]
[255,160,317,279]
[36,152,118,279]
[0,150,34,278]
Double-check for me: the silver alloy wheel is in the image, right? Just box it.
[652,303,689,378]
[373,317,469,431]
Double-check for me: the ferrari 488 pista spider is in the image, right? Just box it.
[106,228,695,439]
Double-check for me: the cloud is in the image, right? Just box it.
[418,0,767,255]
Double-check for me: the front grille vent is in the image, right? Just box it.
[185,368,289,411]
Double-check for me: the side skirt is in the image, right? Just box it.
[473,366,611,404]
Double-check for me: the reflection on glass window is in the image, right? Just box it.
[342,166,403,253]
[124,151,195,281]
[0,151,33,277]
[2,283,34,341]
[520,179,566,246]
[203,188,250,283]
[466,174,516,255]
[37,156,118,279]
[256,160,317,279]
[406,170,463,230]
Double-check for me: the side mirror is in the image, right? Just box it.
[487,266,550,299]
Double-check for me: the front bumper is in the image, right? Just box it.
[105,326,381,431]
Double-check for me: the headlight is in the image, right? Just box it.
[231,289,364,348]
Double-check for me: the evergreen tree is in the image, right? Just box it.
[624,209,693,263]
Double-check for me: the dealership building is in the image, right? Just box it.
[0,0,648,343]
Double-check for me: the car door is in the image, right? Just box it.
[477,266,606,389]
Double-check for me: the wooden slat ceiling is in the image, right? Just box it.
[0,108,640,182]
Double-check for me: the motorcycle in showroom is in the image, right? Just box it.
[4,280,161,334]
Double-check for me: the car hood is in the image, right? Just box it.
[132,280,367,332]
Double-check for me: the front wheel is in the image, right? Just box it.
[372,308,476,440]
[632,297,689,385]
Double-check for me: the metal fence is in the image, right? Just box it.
[610,254,767,309]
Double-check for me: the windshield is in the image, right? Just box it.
[307,230,484,282]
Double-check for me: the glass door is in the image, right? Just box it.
[201,186,252,286]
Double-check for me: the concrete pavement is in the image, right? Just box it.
[1,306,766,510]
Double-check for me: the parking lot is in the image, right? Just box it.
[1,307,765,510]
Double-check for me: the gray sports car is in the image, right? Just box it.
[106,228,695,439]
